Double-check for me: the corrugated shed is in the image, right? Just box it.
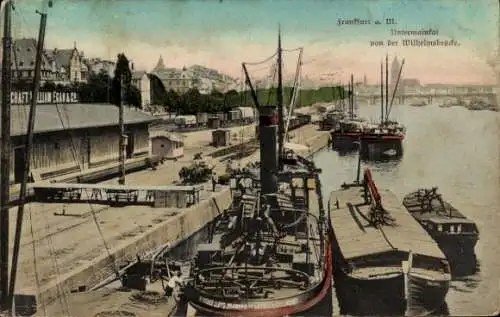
[3,103,158,136]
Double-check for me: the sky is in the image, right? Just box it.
[2,0,500,85]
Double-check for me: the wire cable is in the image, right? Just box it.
[54,104,121,280]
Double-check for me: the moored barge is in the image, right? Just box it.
[402,187,479,274]
[329,169,450,316]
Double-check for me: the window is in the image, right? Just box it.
[19,62,24,67]
[437,224,443,232]
[160,144,164,148]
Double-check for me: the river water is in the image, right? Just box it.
[312,103,499,316]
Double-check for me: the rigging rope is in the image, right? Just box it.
[282,47,302,52]
[54,104,121,280]
[284,48,303,140]
[242,50,278,66]
[43,216,72,316]
[29,206,47,317]
[265,61,277,106]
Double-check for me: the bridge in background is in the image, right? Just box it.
[355,87,497,104]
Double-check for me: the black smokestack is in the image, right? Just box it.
[259,105,278,195]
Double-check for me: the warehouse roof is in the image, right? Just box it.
[4,103,158,136]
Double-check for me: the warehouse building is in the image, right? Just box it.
[2,103,158,183]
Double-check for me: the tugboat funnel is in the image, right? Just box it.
[259,105,279,195]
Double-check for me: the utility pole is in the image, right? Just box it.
[8,1,52,312]
[0,0,12,309]
[118,74,126,185]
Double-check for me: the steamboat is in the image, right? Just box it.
[402,187,479,274]
[181,30,333,317]
[319,107,345,131]
[330,74,367,152]
[329,161,450,315]
[359,55,406,159]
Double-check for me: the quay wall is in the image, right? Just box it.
[33,127,330,306]
[35,189,232,305]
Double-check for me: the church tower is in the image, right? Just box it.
[153,55,166,73]
[391,56,400,86]
[391,56,401,101]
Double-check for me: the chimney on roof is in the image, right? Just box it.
[131,62,134,71]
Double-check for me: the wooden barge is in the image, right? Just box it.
[402,187,479,275]
[329,169,451,316]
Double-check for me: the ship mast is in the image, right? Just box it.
[0,0,13,309]
[8,1,52,312]
[385,54,389,125]
[380,61,384,124]
[277,26,284,170]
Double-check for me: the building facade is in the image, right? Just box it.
[151,56,235,94]
[6,38,88,86]
[131,71,152,109]
[3,103,156,183]
[84,58,116,77]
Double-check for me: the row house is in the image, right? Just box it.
[84,57,116,77]
[152,56,240,94]
[9,38,88,86]
[152,56,198,94]
[131,71,152,109]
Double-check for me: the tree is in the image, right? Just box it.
[78,69,112,103]
[181,88,202,114]
[163,89,181,112]
[148,74,167,105]
[41,81,56,91]
[110,53,135,107]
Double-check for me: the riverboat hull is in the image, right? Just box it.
[183,241,333,317]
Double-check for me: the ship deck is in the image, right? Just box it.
[403,194,469,220]
[189,183,329,304]
[328,186,446,262]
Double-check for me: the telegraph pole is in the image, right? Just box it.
[0,0,13,308]
[8,1,52,312]
[118,74,126,185]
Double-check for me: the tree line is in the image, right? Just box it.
[149,85,348,115]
